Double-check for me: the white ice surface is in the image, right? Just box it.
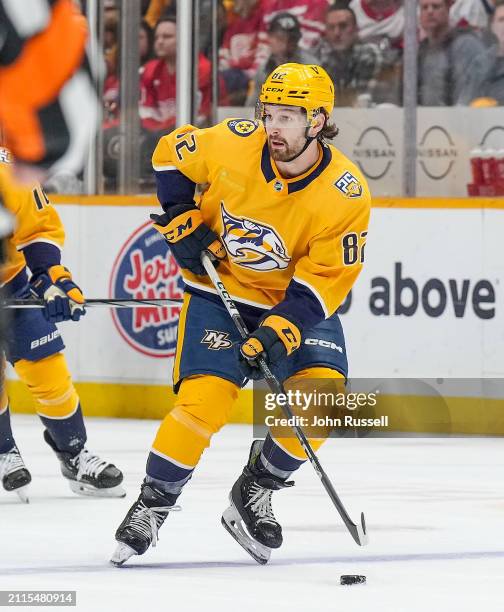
[1,415,503,612]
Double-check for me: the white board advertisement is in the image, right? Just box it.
[7,202,503,387]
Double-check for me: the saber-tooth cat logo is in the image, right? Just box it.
[110,221,184,357]
[220,203,291,271]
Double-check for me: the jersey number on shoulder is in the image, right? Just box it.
[175,132,197,161]
[342,231,367,266]
[33,187,50,211]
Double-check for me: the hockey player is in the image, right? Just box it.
[112,63,370,564]
[0,148,124,502]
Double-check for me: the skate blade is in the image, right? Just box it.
[110,542,137,566]
[15,485,30,504]
[221,504,271,565]
[69,480,126,498]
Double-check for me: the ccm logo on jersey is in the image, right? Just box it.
[304,338,343,353]
[201,330,233,350]
[334,172,363,198]
[220,203,290,271]
[227,119,258,137]
[30,330,61,349]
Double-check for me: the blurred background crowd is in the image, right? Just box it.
[70,0,503,191]
[99,0,503,122]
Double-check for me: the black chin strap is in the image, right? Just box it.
[283,127,317,163]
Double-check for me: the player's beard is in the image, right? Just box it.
[267,135,305,162]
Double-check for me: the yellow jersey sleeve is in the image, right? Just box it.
[152,124,213,209]
[0,152,64,282]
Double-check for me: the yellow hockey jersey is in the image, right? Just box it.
[152,118,370,330]
[0,147,64,286]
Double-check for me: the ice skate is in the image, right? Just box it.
[0,445,31,503]
[111,481,181,566]
[43,430,125,498]
[222,440,293,564]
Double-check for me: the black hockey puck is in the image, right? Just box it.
[340,575,366,585]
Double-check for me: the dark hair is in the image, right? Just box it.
[319,110,339,141]
[268,12,302,43]
[327,1,357,26]
[155,14,177,31]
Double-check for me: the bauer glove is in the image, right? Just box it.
[238,315,301,380]
[151,203,226,275]
[30,265,86,322]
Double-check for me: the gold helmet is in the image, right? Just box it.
[258,63,335,126]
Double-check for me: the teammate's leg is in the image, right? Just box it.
[6,288,124,498]
[14,353,124,497]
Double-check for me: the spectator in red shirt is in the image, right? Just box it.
[140,16,212,132]
[103,20,154,123]
[259,0,328,52]
[104,16,213,185]
[349,0,404,45]
[219,0,266,105]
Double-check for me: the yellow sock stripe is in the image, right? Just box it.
[169,406,213,440]
[152,411,210,467]
[36,396,80,420]
[149,447,196,470]
[35,385,75,406]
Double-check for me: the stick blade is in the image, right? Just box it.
[349,512,368,546]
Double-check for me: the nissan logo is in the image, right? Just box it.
[353,127,395,180]
[418,126,457,180]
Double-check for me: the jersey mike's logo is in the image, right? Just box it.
[109,220,184,358]
[220,203,290,271]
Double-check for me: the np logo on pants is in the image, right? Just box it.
[201,330,233,350]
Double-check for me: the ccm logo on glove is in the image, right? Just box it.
[151,203,225,275]
[238,315,301,380]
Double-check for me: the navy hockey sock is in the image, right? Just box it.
[39,403,87,455]
[0,405,16,454]
[257,434,305,479]
[146,449,194,494]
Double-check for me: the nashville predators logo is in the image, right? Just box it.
[201,330,233,350]
[220,203,291,271]
[227,119,258,137]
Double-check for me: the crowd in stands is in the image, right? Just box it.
[100,0,503,181]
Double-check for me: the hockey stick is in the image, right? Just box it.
[1,298,184,309]
[200,251,368,547]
